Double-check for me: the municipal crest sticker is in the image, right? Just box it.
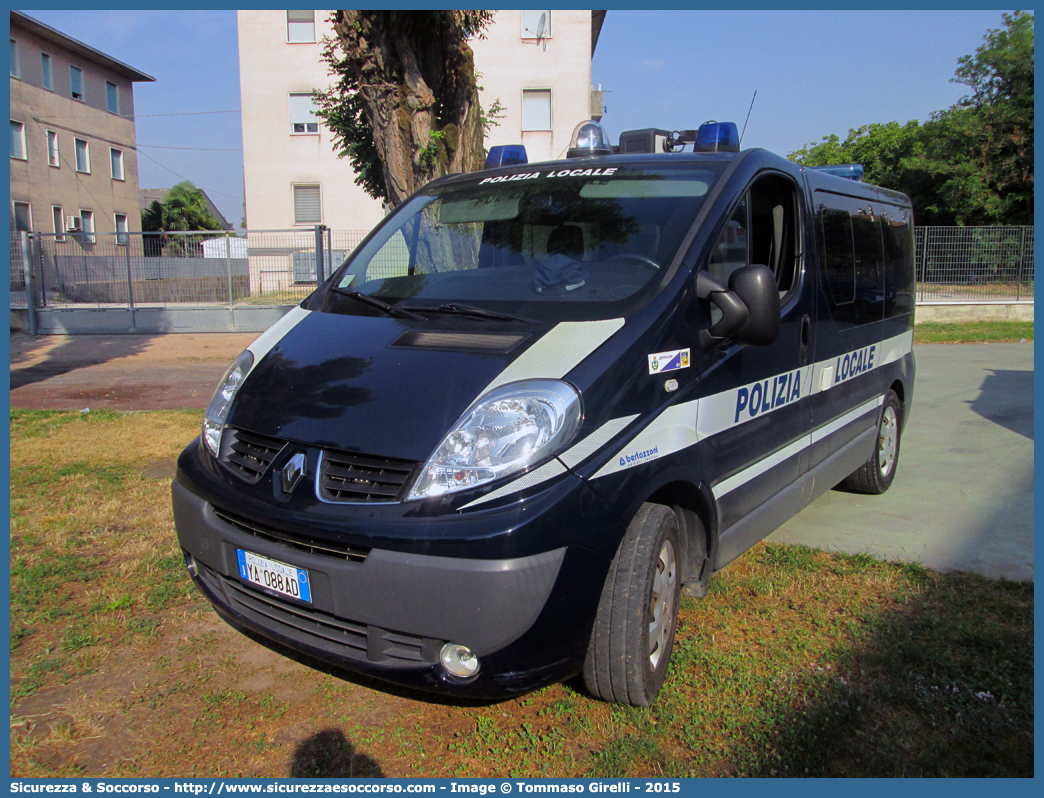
[648,348,690,375]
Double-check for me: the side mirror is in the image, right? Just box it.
[729,264,780,347]
[696,271,747,351]
[695,265,780,350]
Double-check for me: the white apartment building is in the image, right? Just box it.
[237,10,606,235]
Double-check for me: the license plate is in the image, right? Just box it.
[236,549,312,603]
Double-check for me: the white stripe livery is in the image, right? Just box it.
[594,330,912,485]
[460,328,910,507]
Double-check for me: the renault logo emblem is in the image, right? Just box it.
[281,452,307,494]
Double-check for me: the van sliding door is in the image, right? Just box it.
[806,190,890,498]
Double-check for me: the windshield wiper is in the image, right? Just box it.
[400,303,527,323]
[330,287,424,320]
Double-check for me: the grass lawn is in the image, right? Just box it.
[914,320,1033,344]
[9,410,1034,778]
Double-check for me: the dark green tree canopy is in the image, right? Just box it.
[140,181,223,233]
[791,11,1033,226]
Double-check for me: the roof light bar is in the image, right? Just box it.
[809,164,865,182]
[485,145,528,169]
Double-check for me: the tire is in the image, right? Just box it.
[843,390,902,494]
[582,503,682,706]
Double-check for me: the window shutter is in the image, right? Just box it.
[521,11,550,38]
[289,93,319,133]
[287,10,316,43]
[521,89,552,131]
[294,185,321,224]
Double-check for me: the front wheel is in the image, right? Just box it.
[843,390,902,494]
[582,503,681,706]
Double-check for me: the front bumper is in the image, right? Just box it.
[172,458,620,698]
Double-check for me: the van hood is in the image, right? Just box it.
[227,309,553,463]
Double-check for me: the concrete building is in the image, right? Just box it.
[237,10,606,237]
[9,10,154,241]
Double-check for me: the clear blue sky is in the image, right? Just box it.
[19,9,1014,230]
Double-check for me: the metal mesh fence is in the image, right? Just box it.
[10,233,27,306]
[22,228,371,309]
[915,226,1033,302]
[13,225,1033,311]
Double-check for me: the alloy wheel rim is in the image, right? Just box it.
[648,538,678,671]
[878,405,898,476]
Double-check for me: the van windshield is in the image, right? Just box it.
[324,163,724,322]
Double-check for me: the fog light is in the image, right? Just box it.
[440,643,480,679]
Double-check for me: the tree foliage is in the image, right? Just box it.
[140,181,223,255]
[140,181,223,233]
[790,11,1033,225]
[313,10,495,207]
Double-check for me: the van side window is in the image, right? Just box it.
[816,192,892,328]
[707,175,800,301]
[881,207,916,317]
[819,207,855,306]
[707,199,747,284]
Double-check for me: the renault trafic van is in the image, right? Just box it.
[173,120,915,706]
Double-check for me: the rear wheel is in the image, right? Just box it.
[583,503,681,706]
[843,390,902,494]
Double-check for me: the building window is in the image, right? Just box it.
[289,93,319,134]
[115,213,128,245]
[70,65,84,101]
[52,206,65,241]
[521,89,552,131]
[521,11,551,38]
[293,184,322,224]
[10,120,26,160]
[10,39,19,78]
[286,11,316,43]
[74,138,91,173]
[12,202,32,233]
[47,130,59,167]
[110,148,124,180]
[80,209,95,243]
[41,52,53,90]
[106,81,120,114]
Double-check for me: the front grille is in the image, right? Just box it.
[194,561,441,667]
[222,428,286,483]
[212,506,370,563]
[319,449,418,503]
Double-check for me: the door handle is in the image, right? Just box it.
[800,314,811,362]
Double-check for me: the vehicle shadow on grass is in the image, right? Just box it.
[711,570,1033,777]
[9,332,153,390]
[290,729,384,778]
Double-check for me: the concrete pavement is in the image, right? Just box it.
[770,342,1034,581]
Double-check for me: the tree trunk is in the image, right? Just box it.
[330,11,487,207]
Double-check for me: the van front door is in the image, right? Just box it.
[694,173,814,569]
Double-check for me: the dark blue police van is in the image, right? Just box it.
[172,120,916,706]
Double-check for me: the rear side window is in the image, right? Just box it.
[881,205,916,317]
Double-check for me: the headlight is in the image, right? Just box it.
[202,350,254,458]
[407,380,582,501]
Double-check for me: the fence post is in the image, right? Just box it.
[124,232,136,331]
[1016,226,1026,301]
[21,232,38,336]
[919,228,928,303]
[225,230,234,309]
[326,226,333,280]
[314,224,326,284]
